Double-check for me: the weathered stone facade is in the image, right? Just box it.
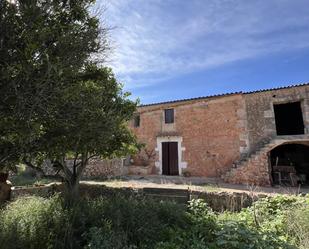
[245,86,309,151]
[129,83,309,186]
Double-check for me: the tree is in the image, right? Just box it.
[0,0,138,203]
[24,64,138,203]
[0,0,104,167]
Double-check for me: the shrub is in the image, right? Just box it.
[0,195,189,249]
[0,195,72,249]
[213,220,293,249]
[81,195,189,248]
[83,225,132,249]
[285,203,309,249]
[0,194,306,249]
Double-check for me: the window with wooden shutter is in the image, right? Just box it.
[164,109,174,124]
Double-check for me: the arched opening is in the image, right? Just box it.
[270,143,309,186]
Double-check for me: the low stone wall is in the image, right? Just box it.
[42,158,127,179]
[128,165,153,175]
[11,183,136,200]
[82,158,127,178]
[190,190,259,212]
[11,184,61,200]
[10,183,265,212]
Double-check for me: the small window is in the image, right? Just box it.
[164,109,174,124]
[133,115,140,127]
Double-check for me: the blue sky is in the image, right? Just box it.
[99,0,309,104]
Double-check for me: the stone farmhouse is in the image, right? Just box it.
[128,83,309,187]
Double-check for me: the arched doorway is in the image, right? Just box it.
[270,143,309,186]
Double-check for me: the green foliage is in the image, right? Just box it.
[0,195,308,249]
[83,225,133,249]
[0,0,139,201]
[38,65,138,160]
[88,195,188,248]
[213,220,291,249]
[217,195,309,249]
[0,195,188,249]
[0,0,103,169]
[0,196,71,249]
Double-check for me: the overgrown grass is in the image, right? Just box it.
[0,194,308,249]
[286,201,309,249]
[199,183,221,192]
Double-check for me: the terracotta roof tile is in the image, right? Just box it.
[140,92,242,107]
[139,82,309,107]
[244,82,309,94]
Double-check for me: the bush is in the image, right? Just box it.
[0,195,189,249]
[81,195,189,248]
[217,195,309,249]
[213,220,292,249]
[0,194,307,249]
[83,225,132,249]
[0,195,72,249]
[286,204,309,249]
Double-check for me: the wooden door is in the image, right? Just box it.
[162,142,179,175]
[162,142,169,175]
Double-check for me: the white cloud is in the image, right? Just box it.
[99,0,309,89]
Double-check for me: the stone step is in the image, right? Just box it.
[225,135,309,181]
[230,137,277,171]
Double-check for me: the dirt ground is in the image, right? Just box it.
[81,175,309,196]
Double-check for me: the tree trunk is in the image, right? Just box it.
[64,177,80,207]
[0,172,9,183]
[61,155,88,207]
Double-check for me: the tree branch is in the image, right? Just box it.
[52,159,73,180]
[76,152,98,179]
[72,152,79,178]
[23,160,64,181]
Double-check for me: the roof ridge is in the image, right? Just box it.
[140,92,242,107]
[139,82,309,107]
[244,82,309,94]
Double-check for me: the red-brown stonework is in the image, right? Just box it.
[130,94,247,178]
[129,83,309,186]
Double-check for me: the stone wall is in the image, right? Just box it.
[245,85,309,152]
[224,149,272,186]
[190,190,257,212]
[131,94,247,177]
[223,85,309,186]
[11,183,136,200]
[224,135,309,186]
[11,183,265,212]
[81,158,126,178]
[42,158,126,179]
[129,84,309,186]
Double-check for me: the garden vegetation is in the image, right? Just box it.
[0,194,308,249]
